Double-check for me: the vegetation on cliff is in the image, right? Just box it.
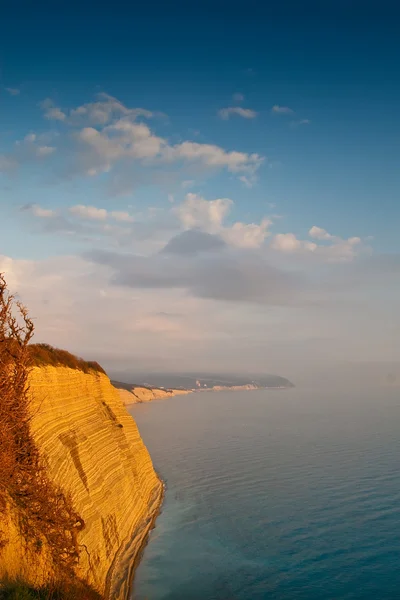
[0,274,99,597]
[0,580,102,600]
[28,344,105,375]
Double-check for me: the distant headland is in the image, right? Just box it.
[112,372,294,404]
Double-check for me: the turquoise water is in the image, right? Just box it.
[130,387,400,600]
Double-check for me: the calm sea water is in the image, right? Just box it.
[129,386,400,600]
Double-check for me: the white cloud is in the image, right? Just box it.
[40,99,66,121]
[218,107,257,120]
[176,193,232,232]
[0,133,56,173]
[36,93,265,187]
[70,205,108,221]
[75,121,165,175]
[175,193,271,249]
[309,226,334,241]
[221,219,272,249]
[68,205,134,224]
[36,145,56,157]
[24,204,57,218]
[271,227,364,262]
[239,175,255,188]
[110,211,134,223]
[318,236,362,263]
[165,141,263,175]
[74,123,263,180]
[5,88,20,96]
[40,93,154,126]
[16,133,56,158]
[271,105,294,115]
[271,233,317,253]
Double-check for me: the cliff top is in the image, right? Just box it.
[28,343,106,375]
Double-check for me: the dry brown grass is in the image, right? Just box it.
[28,344,106,375]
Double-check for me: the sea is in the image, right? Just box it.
[129,385,400,600]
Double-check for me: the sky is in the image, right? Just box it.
[1,1,399,380]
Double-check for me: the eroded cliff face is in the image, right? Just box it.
[0,366,162,599]
[119,385,191,405]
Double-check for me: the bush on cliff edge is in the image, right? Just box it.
[0,274,97,594]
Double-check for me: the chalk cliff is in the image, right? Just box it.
[0,365,162,599]
[114,383,191,405]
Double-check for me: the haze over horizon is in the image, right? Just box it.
[1,2,399,380]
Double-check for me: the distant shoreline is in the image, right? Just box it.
[194,384,293,393]
[115,380,294,405]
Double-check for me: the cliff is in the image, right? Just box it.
[112,381,191,405]
[0,365,163,599]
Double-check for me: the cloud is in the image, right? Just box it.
[290,119,311,128]
[271,233,317,253]
[38,93,264,184]
[17,133,56,157]
[271,105,294,115]
[72,120,263,184]
[164,141,263,175]
[0,131,57,174]
[308,226,363,261]
[5,87,20,96]
[18,93,265,192]
[218,107,258,120]
[40,93,154,126]
[222,219,272,249]
[21,203,57,218]
[86,246,301,306]
[110,211,134,223]
[69,205,135,224]
[40,99,67,121]
[162,229,227,255]
[175,193,271,249]
[239,174,256,188]
[181,180,195,189]
[233,93,244,103]
[69,205,108,220]
[1,250,399,376]
[271,227,365,262]
[309,226,334,241]
[175,193,232,231]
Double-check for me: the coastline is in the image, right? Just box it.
[195,385,293,393]
[105,473,165,600]
[120,385,293,405]
[124,479,165,600]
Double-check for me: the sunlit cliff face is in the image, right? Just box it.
[0,365,162,598]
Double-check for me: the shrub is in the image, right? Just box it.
[0,581,102,599]
[27,344,106,375]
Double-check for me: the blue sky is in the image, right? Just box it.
[0,2,399,376]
